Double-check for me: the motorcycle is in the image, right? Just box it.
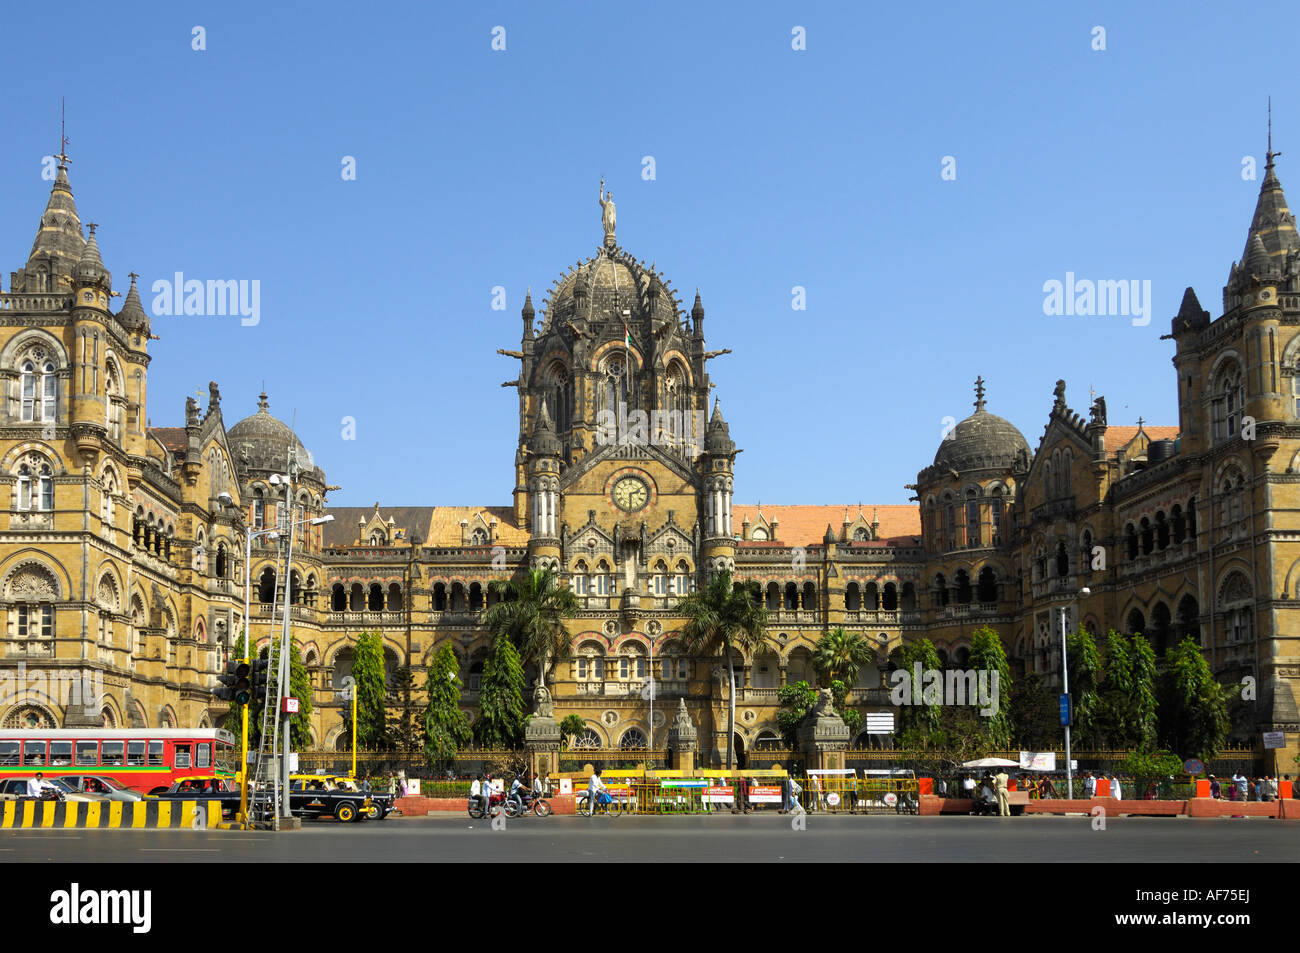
[467,788,507,819]
[504,790,552,818]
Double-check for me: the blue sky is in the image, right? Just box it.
[2,1,1295,507]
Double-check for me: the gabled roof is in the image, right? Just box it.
[1103,426,1178,454]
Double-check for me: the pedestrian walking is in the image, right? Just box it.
[1111,774,1122,800]
[1209,775,1221,799]
[1083,771,1096,799]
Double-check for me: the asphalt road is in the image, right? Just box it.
[4,814,1298,862]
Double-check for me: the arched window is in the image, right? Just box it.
[546,361,572,433]
[1125,524,1138,560]
[1140,518,1153,556]
[652,561,668,597]
[215,543,227,579]
[845,582,861,611]
[954,570,972,604]
[470,527,488,546]
[933,573,949,607]
[331,583,346,611]
[368,583,384,611]
[990,491,1003,546]
[252,488,265,529]
[1212,363,1244,442]
[977,567,997,603]
[431,582,446,611]
[619,728,647,750]
[595,561,611,597]
[20,360,57,423]
[801,582,817,610]
[600,357,629,417]
[388,584,403,611]
[571,561,589,596]
[965,489,980,548]
[1056,541,1069,577]
[468,582,484,611]
[882,581,898,611]
[674,561,690,596]
[257,568,276,604]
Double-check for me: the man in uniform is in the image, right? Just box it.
[994,769,1010,817]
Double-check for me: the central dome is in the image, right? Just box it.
[541,246,681,329]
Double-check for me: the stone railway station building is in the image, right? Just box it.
[0,150,1296,768]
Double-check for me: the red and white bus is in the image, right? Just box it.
[0,728,238,795]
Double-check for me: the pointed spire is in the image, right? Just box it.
[532,399,561,457]
[974,375,987,413]
[823,524,837,545]
[23,149,85,287]
[74,222,110,290]
[522,286,534,317]
[1240,119,1298,268]
[1173,286,1209,334]
[117,272,148,331]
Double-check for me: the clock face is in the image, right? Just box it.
[612,476,649,512]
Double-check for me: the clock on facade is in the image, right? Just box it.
[611,476,649,512]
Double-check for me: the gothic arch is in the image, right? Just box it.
[2,558,63,600]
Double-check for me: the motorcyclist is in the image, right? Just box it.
[26,772,57,799]
[509,773,528,815]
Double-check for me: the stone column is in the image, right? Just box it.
[524,685,561,787]
[797,688,850,771]
[666,698,698,774]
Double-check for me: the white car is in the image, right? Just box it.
[0,777,107,803]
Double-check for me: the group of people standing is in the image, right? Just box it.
[1208,773,1284,801]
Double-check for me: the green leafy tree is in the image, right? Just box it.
[1130,635,1159,751]
[892,639,943,735]
[475,635,527,748]
[1098,630,1135,748]
[1066,625,1102,747]
[776,681,817,746]
[224,632,312,751]
[1158,637,1230,759]
[387,664,423,754]
[676,569,770,770]
[1009,671,1058,750]
[812,627,874,688]
[343,631,388,750]
[559,714,586,748]
[483,566,580,685]
[423,644,471,764]
[968,625,1012,748]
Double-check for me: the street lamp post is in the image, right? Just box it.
[1060,586,1091,801]
[240,523,280,823]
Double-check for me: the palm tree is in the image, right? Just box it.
[812,627,874,688]
[675,569,770,771]
[483,565,580,686]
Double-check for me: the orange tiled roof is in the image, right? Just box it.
[1103,426,1178,453]
[423,506,527,547]
[732,504,921,546]
[149,427,187,453]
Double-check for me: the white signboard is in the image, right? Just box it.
[865,712,896,734]
[1019,751,1057,771]
[405,779,420,796]
[559,778,573,795]
[1263,731,1286,749]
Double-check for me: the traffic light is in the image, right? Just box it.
[232,662,252,705]
[215,660,240,702]
[251,657,271,700]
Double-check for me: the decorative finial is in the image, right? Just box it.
[257,391,269,413]
[56,96,71,166]
[127,271,139,284]
[86,222,98,236]
[974,376,986,412]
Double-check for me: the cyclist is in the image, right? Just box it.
[587,769,606,815]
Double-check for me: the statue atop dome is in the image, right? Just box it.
[599,177,616,246]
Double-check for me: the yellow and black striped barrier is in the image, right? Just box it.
[0,799,226,829]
